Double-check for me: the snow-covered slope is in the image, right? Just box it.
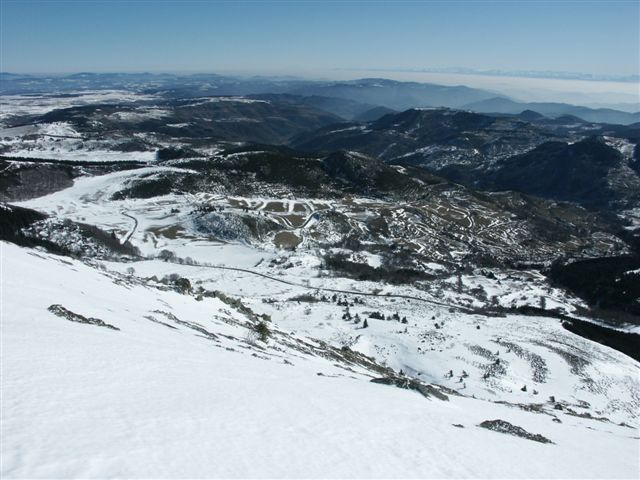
[2,241,639,478]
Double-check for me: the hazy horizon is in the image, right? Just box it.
[3,68,638,109]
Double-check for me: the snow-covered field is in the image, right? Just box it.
[2,242,639,478]
[1,121,158,163]
[0,91,158,126]
[0,92,165,162]
[104,253,638,423]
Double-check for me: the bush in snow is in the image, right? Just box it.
[253,321,271,342]
[158,249,176,261]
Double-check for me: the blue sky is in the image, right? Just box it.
[1,0,638,77]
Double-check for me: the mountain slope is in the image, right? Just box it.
[291,109,640,211]
[3,240,639,478]
[36,97,342,145]
[482,138,640,207]
[292,108,558,174]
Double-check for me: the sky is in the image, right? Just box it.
[1,0,639,80]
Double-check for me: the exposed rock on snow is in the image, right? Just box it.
[48,304,120,331]
[479,419,554,444]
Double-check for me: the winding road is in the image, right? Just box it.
[121,212,139,244]
[164,259,478,314]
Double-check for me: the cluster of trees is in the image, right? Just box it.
[322,252,432,284]
[366,310,409,324]
[549,255,640,319]
[157,249,197,265]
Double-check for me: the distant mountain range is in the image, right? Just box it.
[464,97,640,125]
[1,72,637,125]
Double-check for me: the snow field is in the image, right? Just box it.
[2,242,639,478]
